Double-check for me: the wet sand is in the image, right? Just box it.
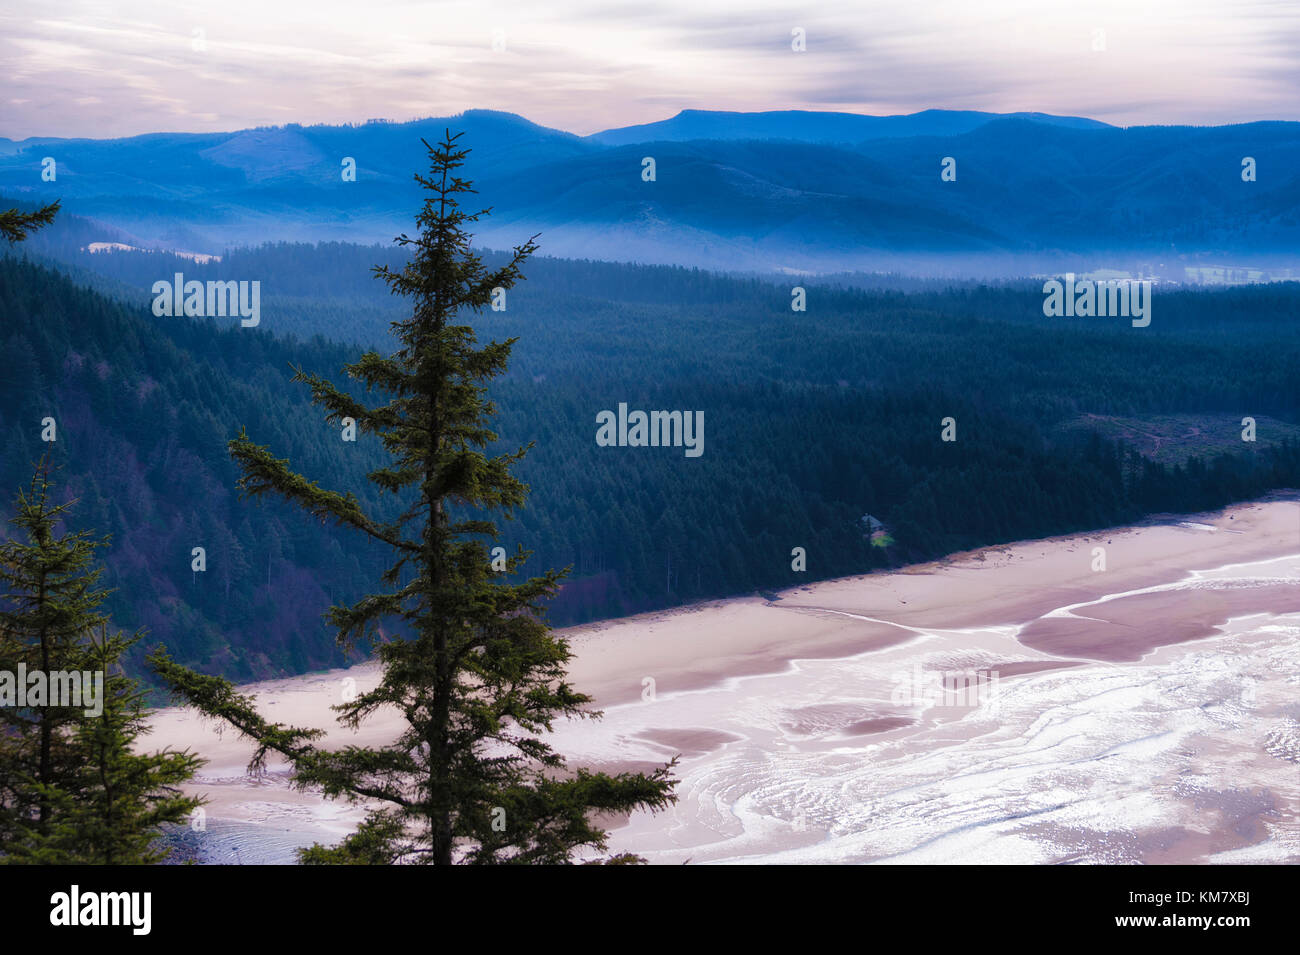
[143,495,1300,863]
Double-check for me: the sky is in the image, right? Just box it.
[3,0,1299,140]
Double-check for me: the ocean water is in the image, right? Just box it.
[164,822,327,865]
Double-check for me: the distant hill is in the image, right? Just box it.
[3,108,1298,274]
[586,108,1112,146]
[474,118,1300,272]
[0,110,594,252]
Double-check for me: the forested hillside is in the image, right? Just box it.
[0,257,392,682]
[2,245,1298,686]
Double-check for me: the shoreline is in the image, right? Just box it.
[141,493,1300,862]
[563,493,1300,706]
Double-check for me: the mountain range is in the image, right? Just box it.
[586,108,1112,145]
[3,108,1299,274]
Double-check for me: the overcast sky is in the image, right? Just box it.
[4,0,1299,139]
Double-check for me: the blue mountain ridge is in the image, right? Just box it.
[3,109,1296,274]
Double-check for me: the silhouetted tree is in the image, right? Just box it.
[151,132,677,864]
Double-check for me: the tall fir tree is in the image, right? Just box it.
[151,132,677,864]
[0,463,202,863]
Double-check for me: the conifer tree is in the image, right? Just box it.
[34,622,204,864]
[0,463,202,863]
[151,132,676,864]
[0,201,59,244]
[0,465,99,850]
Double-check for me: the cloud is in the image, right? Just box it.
[0,0,1297,138]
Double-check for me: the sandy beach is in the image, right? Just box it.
[145,495,1300,863]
